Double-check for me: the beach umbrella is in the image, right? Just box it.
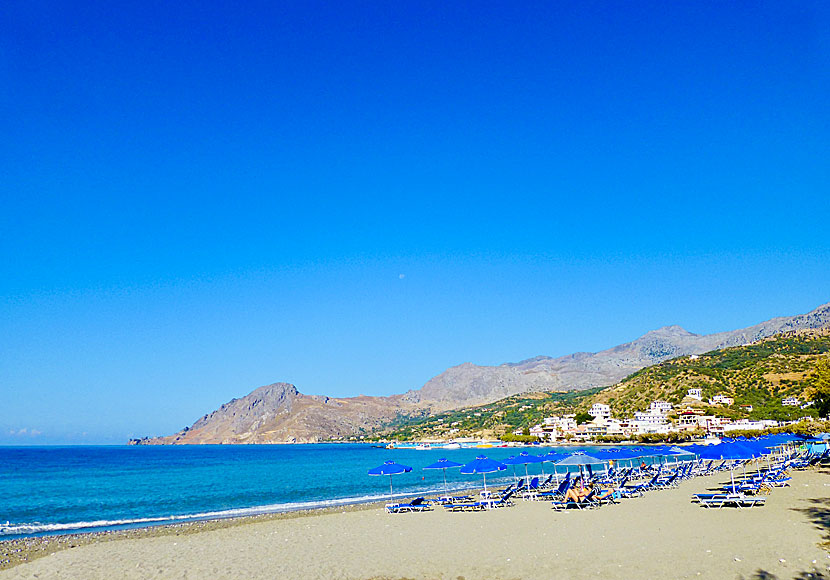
[555,452,605,466]
[555,452,605,482]
[459,455,507,492]
[540,450,563,482]
[368,460,412,500]
[695,441,758,490]
[503,451,545,483]
[501,455,523,484]
[423,458,463,493]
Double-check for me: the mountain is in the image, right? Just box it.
[376,328,830,442]
[132,383,408,444]
[133,302,830,444]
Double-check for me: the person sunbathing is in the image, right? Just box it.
[564,484,592,503]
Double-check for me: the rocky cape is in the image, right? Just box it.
[133,302,830,444]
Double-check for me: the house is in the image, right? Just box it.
[709,394,734,406]
[632,411,669,433]
[678,410,703,430]
[696,415,727,435]
[650,401,673,415]
[782,397,800,406]
[687,388,703,400]
[590,403,611,420]
[740,404,753,413]
[723,419,778,432]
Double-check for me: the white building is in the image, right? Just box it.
[687,388,703,400]
[631,411,669,433]
[650,401,673,415]
[709,394,734,406]
[782,397,800,406]
[590,403,611,420]
[723,419,778,432]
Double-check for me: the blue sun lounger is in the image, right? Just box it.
[550,488,599,511]
[386,497,433,513]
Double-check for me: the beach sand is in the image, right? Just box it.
[2,467,829,580]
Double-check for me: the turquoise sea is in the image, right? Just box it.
[0,444,652,539]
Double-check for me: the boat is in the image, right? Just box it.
[415,443,432,451]
[443,442,461,450]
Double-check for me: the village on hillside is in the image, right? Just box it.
[518,389,813,442]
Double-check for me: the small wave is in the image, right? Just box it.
[0,517,170,536]
[0,492,408,538]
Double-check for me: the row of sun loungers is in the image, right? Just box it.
[386,444,823,515]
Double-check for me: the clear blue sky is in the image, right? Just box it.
[2,1,828,444]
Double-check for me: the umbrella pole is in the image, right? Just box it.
[483,472,487,492]
[443,468,448,494]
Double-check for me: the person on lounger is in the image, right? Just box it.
[564,483,593,503]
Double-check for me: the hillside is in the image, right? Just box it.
[591,327,830,420]
[376,328,830,441]
[134,302,830,444]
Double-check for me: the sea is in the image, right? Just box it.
[0,443,659,540]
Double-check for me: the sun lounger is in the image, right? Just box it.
[537,475,571,501]
[522,477,541,500]
[437,494,474,505]
[691,493,766,509]
[443,490,515,511]
[443,501,486,512]
[550,489,599,511]
[386,497,433,513]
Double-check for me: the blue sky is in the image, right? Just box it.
[1,1,828,444]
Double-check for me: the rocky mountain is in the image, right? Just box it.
[133,383,409,444]
[134,302,830,444]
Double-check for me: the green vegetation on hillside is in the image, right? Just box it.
[370,388,603,441]
[593,330,830,420]
[369,329,830,441]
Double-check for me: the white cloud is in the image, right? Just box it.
[7,427,42,437]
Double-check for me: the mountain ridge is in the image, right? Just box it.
[133,302,830,444]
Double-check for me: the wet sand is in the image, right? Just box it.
[2,467,829,580]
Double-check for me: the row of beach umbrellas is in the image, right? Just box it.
[368,448,680,499]
[368,433,811,500]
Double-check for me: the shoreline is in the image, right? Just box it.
[0,500,389,571]
[3,466,829,579]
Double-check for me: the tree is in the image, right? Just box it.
[522,425,530,436]
[805,358,830,418]
[575,412,594,425]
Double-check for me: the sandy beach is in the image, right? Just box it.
[2,467,829,580]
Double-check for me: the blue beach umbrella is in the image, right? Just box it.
[539,450,563,481]
[423,458,463,493]
[460,455,507,491]
[694,441,759,490]
[368,460,412,500]
[503,451,544,482]
[501,455,523,483]
[555,452,605,482]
